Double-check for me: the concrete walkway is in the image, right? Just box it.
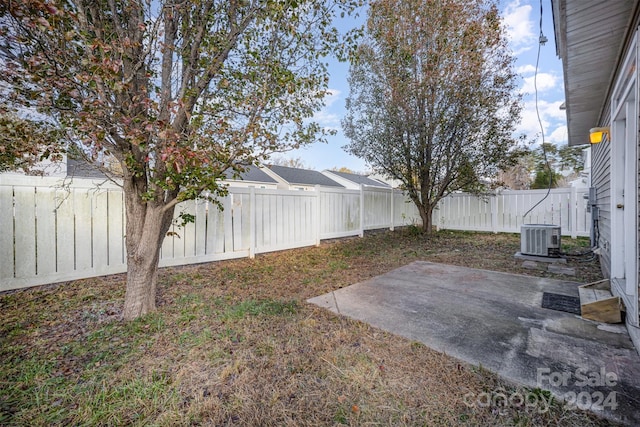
[308,261,640,425]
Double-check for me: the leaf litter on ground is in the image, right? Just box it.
[0,229,618,426]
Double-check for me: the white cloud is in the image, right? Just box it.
[517,108,546,140]
[516,64,536,75]
[502,0,535,50]
[310,88,342,131]
[313,110,341,130]
[323,88,340,108]
[548,125,568,145]
[515,99,567,144]
[539,100,567,121]
[520,72,557,94]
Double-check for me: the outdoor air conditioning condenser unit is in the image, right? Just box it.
[520,224,561,257]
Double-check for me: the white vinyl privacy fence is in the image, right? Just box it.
[0,176,591,292]
[0,175,420,291]
[434,188,591,238]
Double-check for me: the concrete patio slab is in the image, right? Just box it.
[308,261,640,425]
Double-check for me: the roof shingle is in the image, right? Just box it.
[268,165,343,187]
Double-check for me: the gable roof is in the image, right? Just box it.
[224,165,277,184]
[267,165,343,187]
[552,0,640,146]
[66,157,108,179]
[325,170,391,187]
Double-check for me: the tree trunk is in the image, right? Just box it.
[419,204,434,234]
[122,185,176,320]
[123,243,162,320]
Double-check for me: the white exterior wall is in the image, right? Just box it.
[589,27,640,351]
[220,180,278,189]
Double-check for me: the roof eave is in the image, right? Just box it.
[552,0,639,146]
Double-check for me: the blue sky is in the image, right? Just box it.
[287,0,566,173]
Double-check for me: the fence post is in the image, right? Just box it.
[249,186,256,258]
[390,187,394,231]
[314,185,321,246]
[359,184,364,238]
[491,193,498,234]
[570,186,578,239]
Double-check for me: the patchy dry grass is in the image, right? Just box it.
[1,229,615,426]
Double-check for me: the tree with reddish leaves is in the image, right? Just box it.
[0,113,64,173]
[343,0,524,233]
[0,0,360,319]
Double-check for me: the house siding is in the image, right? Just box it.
[633,114,640,353]
[592,138,612,278]
[553,0,640,354]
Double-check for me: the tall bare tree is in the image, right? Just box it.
[342,0,524,232]
[0,0,359,319]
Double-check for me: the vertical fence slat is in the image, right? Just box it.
[0,186,14,283]
[195,199,207,257]
[269,194,277,246]
[74,190,93,271]
[108,190,125,267]
[570,187,578,239]
[173,202,190,260]
[175,202,193,258]
[35,187,57,276]
[55,189,75,273]
[160,222,174,260]
[249,188,256,258]
[255,194,266,250]
[223,195,234,252]
[208,202,225,254]
[13,187,36,279]
[240,193,251,250]
[92,190,109,273]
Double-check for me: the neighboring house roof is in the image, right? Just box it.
[367,173,403,189]
[224,165,277,184]
[66,157,108,179]
[267,165,343,187]
[323,170,391,188]
[552,0,639,146]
